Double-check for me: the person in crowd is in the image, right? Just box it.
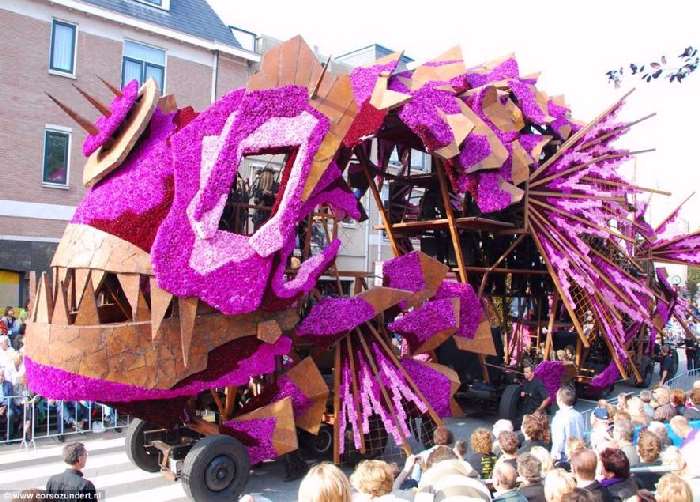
[661,446,700,496]
[637,430,662,466]
[45,442,97,497]
[684,388,700,420]
[634,431,664,491]
[683,332,697,371]
[617,393,631,414]
[655,473,693,502]
[543,468,576,502]
[411,426,456,484]
[652,387,677,423]
[671,389,688,416]
[613,419,640,467]
[517,453,545,502]
[519,363,551,422]
[350,459,408,501]
[529,446,554,477]
[1,307,20,343]
[669,415,699,451]
[298,462,351,502]
[598,448,638,501]
[557,437,586,471]
[454,440,467,460]
[627,397,650,428]
[492,461,527,502]
[493,419,515,455]
[0,335,17,372]
[589,405,613,452]
[550,386,585,464]
[0,367,19,438]
[519,414,551,453]
[416,446,489,502]
[570,449,605,502]
[497,431,520,470]
[647,422,673,450]
[658,346,674,386]
[466,427,497,479]
[639,391,655,421]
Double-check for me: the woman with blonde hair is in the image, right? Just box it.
[529,446,554,475]
[627,396,650,427]
[656,473,693,502]
[543,468,576,502]
[350,459,407,501]
[298,463,351,502]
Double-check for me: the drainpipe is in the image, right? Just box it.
[210,49,220,104]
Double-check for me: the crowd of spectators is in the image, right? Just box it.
[284,380,700,502]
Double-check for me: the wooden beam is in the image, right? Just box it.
[478,233,528,297]
[355,329,410,452]
[436,160,467,282]
[362,163,401,257]
[544,290,560,360]
[345,336,365,453]
[332,341,342,465]
[364,322,443,427]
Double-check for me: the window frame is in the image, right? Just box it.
[130,0,170,10]
[49,19,78,78]
[41,125,72,189]
[121,40,166,92]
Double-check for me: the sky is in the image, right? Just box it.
[210,0,700,230]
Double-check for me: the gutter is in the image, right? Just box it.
[47,0,261,62]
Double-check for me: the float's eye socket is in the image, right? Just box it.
[217,152,297,237]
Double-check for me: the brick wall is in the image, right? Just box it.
[217,54,250,99]
[165,55,213,112]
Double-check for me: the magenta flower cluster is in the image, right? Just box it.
[83,79,140,156]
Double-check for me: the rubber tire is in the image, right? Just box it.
[635,357,654,388]
[182,435,250,502]
[125,418,160,473]
[499,384,521,422]
[300,425,333,460]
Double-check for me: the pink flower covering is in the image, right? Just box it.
[271,376,312,419]
[269,238,341,301]
[224,416,277,464]
[152,85,331,314]
[398,86,462,152]
[589,362,620,389]
[464,57,520,88]
[474,171,513,213]
[350,62,398,105]
[24,336,291,402]
[382,251,425,307]
[401,359,452,417]
[534,360,566,402]
[388,299,457,353]
[72,109,177,251]
[296,296,376,339]
[509,79,549,125]
[83,80,140,156]
[433,281,483,339]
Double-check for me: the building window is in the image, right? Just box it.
[122,40,165,92]
[230,26,257,52]
[42,128,70,186]
[49,20,77,75]
[130,0,170,9]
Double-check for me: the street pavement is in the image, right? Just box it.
[0,356,683,501]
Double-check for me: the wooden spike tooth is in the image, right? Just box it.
[45,93,98,135]
[72,83,111,116]
[91,270,106,292]
[149,277,172,342]
[97,75,122,96]
[117,273,142,320]
[75,273,99,325]
[34,272,54,324]
[52,281,70,325]
[178,297,198,368]
[133,291,150,322]
[74,269,90,308]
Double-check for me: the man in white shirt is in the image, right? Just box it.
[550,386,585,464]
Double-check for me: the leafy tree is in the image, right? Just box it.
[687,266,700,300]
[606,46,698,86]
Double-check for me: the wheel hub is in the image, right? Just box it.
[205,455,236,491]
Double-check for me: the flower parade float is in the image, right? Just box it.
[28,37,699,500]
